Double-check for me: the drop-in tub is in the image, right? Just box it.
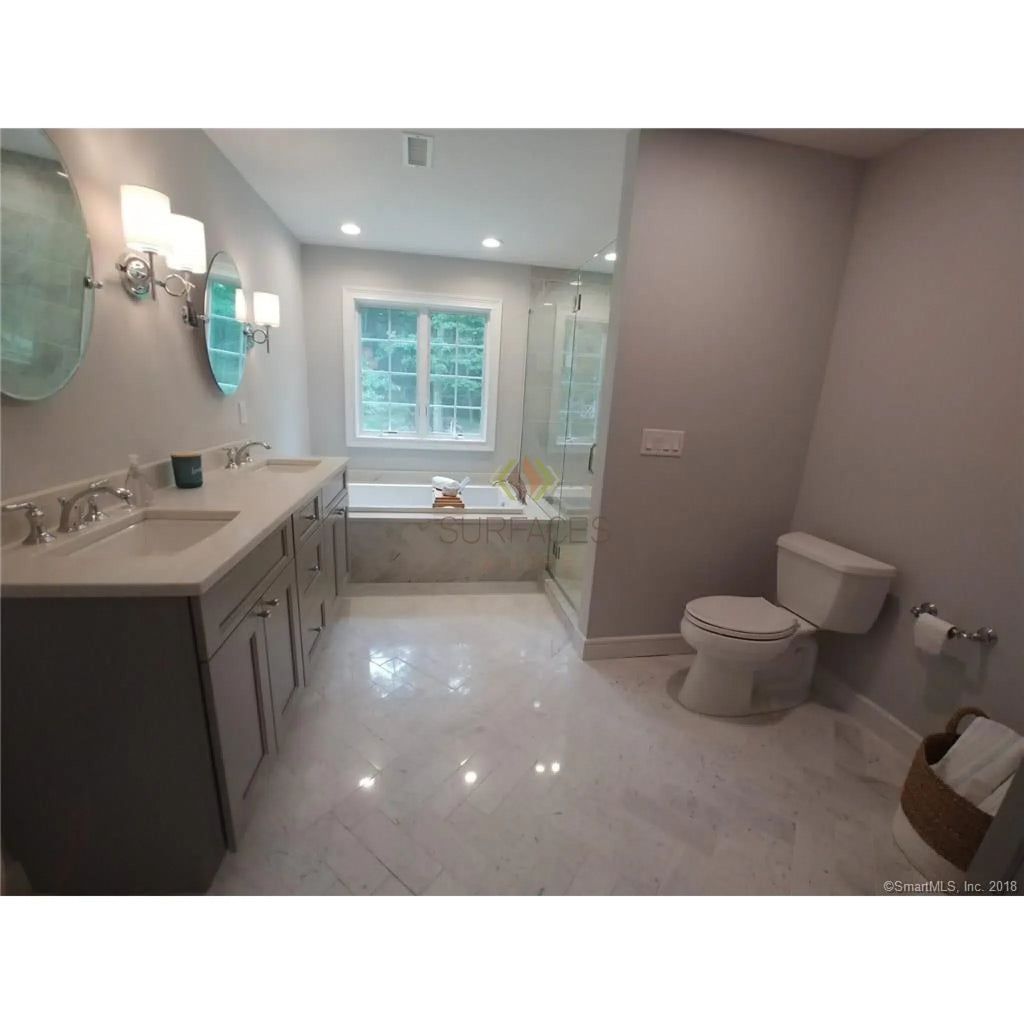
[348,482,524,515]
[346,480,546,582]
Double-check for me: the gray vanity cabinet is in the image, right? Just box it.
[325,496,349,606]
[261,561,304,733]
[203,558,305,849]
[1,467,350,893]
[295,520,331,678]
[203,607,276,849]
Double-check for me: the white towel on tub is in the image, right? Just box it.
[933,717,1024,807]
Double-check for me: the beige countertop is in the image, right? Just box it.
[0,456,348,598]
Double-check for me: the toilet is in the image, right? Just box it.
[679,532,896,716]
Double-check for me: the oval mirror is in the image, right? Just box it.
[203,250,247,395]
[1,130,97,401]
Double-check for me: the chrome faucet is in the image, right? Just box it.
[2,501,56,545]
[224,440,272,469]
[58,480,134,533]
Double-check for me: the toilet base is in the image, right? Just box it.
[680,635,818,717]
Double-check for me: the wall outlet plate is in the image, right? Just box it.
[641,428,684,457]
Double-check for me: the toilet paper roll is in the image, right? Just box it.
[914,613,954,655]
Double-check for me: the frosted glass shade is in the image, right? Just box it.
[253,292,280,328]
[121,185,171,254]
[165,215,207,273]
[234,289,247,322]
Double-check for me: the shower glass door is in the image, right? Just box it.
[547,242,615,609]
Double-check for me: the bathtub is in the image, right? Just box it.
[348,482,524,515]
[346,480,545,582]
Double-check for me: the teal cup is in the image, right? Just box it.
[170,451,203,489]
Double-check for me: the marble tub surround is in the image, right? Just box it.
[349,516,549,583]
[1,453,348,596]
[210,588,923,895]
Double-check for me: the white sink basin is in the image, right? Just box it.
[252,458,322,474]
[52,510,239,558]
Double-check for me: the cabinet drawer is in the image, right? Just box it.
[292,494,322,546]
[321,471,347,513]
[194,521,293,660]
[296,525,329,600]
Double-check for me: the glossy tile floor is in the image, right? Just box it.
[209,586,924,896]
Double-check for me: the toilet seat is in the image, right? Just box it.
[684,596,798,641]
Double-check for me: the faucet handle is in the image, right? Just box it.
[3,501,57,546]
[88,478,109,489]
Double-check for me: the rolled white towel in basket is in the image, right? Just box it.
[978,775,1014,816]
[932,717,1024,808]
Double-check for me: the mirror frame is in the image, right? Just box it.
[0,129,99,402]
[201,249,248,396]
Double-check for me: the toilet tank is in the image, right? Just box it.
[776,532,896,633]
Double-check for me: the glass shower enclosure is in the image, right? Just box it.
[520,241,615,610]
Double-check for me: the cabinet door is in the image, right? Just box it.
[328,503,349,602]
[260,562,304,735]
[204,612,275,849]
[296,525,331,680]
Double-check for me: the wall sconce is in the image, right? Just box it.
[242,291,280,354]
[116,186,207,309]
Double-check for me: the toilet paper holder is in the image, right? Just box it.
[910,603,999,645]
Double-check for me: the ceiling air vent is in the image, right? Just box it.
[402,133,433,168]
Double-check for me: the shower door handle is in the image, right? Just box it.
[588,444,596,473]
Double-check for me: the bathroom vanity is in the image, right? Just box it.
[1,457,349,894]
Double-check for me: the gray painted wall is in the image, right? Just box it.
[791,130,1024,735]
[301,244,530,475]
[584,130,863,638]
[1,129,309,498]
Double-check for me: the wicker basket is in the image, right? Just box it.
[899,706,995,871]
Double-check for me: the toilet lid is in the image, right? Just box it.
[685,596,798,640]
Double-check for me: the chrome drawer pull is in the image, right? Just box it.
[308,564,321,573]
[263,598,280,607]
[303,514,317,521]
[254,609,272,619]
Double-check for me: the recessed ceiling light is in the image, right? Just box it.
[569,280,581,287]
[340,222,361,236]
[481,237,502,248]
[604,252,617,261]
[542,302,553,307]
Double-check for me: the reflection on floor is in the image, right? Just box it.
[209,586,923,895]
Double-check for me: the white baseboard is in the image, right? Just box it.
[581,634,694,661]
[813,666,921,757]
[542,577,695,661]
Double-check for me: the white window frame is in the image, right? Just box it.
[342,287,502,452]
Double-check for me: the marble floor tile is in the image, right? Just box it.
[209,587,924,896]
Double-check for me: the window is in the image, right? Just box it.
[343,288,502,450]
[552,316,606,446]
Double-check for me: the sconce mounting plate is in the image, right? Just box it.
[117,251,154,299]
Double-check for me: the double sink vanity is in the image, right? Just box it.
[1,453,349,894]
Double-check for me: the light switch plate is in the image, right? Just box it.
[238,400,248,425]
[641,428,684,457]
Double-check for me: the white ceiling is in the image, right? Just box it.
[206,129,628,270]
[206,129,926,270]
